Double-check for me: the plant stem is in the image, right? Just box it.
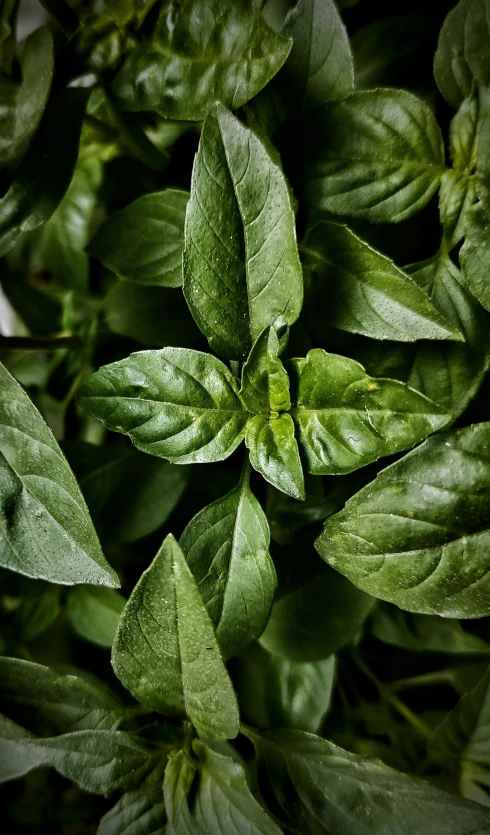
[0,335,81,351]
[230,360,240,378]
[352,652,433,741]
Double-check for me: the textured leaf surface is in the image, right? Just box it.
[283,0,354,107]
[183,104,303,359]
[0,362,118,586]
[246,413,305,500]
[305,88,445,223]
[289,349,449,476]
[460,202,490,313]
[164,740,282,835]
[111,0,291,120]
[90,190,188,288]
[317,424,490,618]
[78,349,248,465]
[260,567,374,661]
[180,470,276,660]
[249,728,490,834]
[434,0,490,109]
[303,222,461,341]
[241,327,291,415]
[112,534,240,740]
[98,756,168,835]
[371,604,490,655]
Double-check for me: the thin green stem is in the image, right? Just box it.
[240,456,252,487]
[0,335,81,351]
[352,652,433,741]
[230,360,240,379]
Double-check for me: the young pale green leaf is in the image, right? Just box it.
[0,89,87,256]
[246,413,305,501]
[439,169,476,249]
[0,362,118,587]
[305,88,445,223]
[0,714,34,783]
[247,727,490,835]
[434,0,490,109]
[164,739,282,835]
[0,27,53,175]
[78,349,248,465]
[104,283,201,348]
[112,534,240,740]
[371,604,490,655]
[111,0,291,120]
[283,0,354,107]
[67,586,126,648]
[429,669,490,803]
[450,95,479,172]
[260,567,374,662]
[180,469,276,660]
[0,658,127,735]
[303,222,462,341]
[233,642,335,733]
[183,104,303,360]
[241,327,291,415]
[289,349,449,476]
[357,253,490,418]
[460,202,490,313]
[317,423,490,618]
[98,755,167,835]
[0,726,154,795]
[90,190,189,288]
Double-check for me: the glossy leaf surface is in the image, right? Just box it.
[246,413,305,500]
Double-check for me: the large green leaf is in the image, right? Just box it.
[371,604,490,655]
[90,190,188,288]
[112,534,240,740]
[241,327,291,415]
[111,0,291,120]
[0,362,118,586]
[66,586,126,648]
[317,423,490,618]
[103,283,201,348]
[0,658,127,735]
[0,89,87,256]
[183,104,303,360]
[0,27,53,176]
[289,349,449,476]
[305,89,445,223]
[180,467,276,660]
[246,413,305,500]
[357,252,490,418]
[78,348,248,465]
[434,0,490,109]
[283,0,354,107]
[259,567,375,661]
[247,727,490,834]
[429,668,490,805]
[233,642,335,733]
[164,740,282,835]
[460,201,490,313]
[303,222,462,341]
[98,756,167,835]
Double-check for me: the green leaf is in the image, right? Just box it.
[104,283,201,347]
[450,94,479,173]
[78,348,248,465]
[67,586,126,648]
[241,327,291,414]
[371,604,490,655]
[317,423,490,618]
[439,169,476,250]
[247,727,490,834]
[14,580,61,641]
[232,642,335,733]
[289,348,449,476]
[0,89,87,256]
[460,201,490,313]
[0,362,118,587]
[303,222,462,341]
[429,669,490,804]
[183,104,303,360]
[305,88,445,223]
[0,726,154,795]
[112,534,240,740]
[111,0,291,120]
[180,467,276,660]
[352,15,436,90]
[259,567,374,661]
[90,190,189,288]
[164,739,282,835]
[0,714,33,783]
[0,27,54,177]
[283,0,354,107]
[434,0,490,109]
[0,658,127,735]
[0,0,18,75]
[246,413,305,500]
[98,756,167,835]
